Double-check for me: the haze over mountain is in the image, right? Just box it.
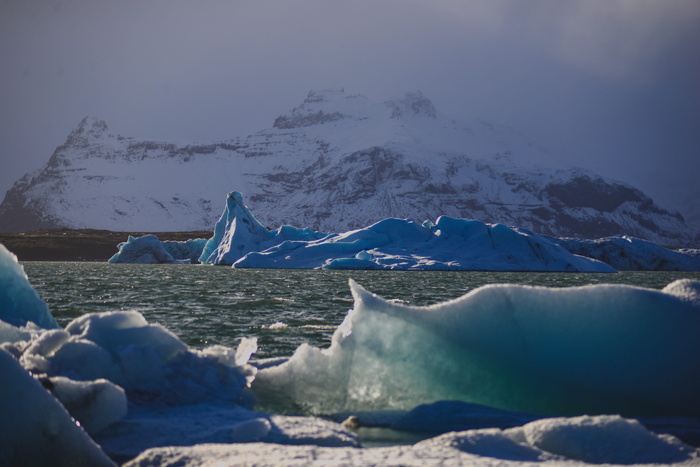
[0,90,694,247]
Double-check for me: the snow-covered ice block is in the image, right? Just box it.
[47,376,128,435]
[254,278,700,417]
[0,243,58,329]
[15,310,256,407]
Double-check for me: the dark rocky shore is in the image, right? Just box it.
[0,229,210,261]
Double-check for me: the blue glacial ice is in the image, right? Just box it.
[0,243,58,329]
[200,192,615,272]
[109,234,206,264]
[199,192,329,265]
[254,278,700,417]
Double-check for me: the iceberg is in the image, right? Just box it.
[201,192,615,272]
[254,278,700,417]
[551,235,700,271]
[199,192,328,265]
[0,243,58,328]
[108,234,205,264]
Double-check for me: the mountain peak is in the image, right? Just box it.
[65,117,111,147]
[384,91,436,119]
[273,89,374,129]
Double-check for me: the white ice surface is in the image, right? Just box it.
[123,415,700,466]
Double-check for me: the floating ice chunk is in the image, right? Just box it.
[109,235,207,264]
[254,279,700,417]
[47,376,128,435]
[0,243,58,329]
[108,234,188,264]
[0,349,115,467]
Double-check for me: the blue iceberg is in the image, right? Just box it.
[254,278,700,418]
[0,243,58,329]
[109,235,206,264]
[202,192,615,272]
[199,192,329,265]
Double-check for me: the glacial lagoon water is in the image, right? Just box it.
[22,262,700,361]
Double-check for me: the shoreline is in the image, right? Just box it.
[0,229,210,262]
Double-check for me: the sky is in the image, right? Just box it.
[1,0,699,226]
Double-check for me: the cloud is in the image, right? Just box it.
[1,0,698,221]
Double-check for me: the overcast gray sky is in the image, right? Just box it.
[1,0,699,224]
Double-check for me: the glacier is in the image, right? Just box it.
[198,192,615,272]
[2,242,700,465]
[254,278,700,417]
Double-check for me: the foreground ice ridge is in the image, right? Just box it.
[125,414,700,467]
[3,243,700,465]
[255,278,700,417]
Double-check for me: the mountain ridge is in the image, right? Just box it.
[0,89,695,246]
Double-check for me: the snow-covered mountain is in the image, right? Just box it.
[0,89,695,246]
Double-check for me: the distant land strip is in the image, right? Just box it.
[0,229,211,262]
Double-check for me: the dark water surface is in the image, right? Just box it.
[22,262,700,360]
